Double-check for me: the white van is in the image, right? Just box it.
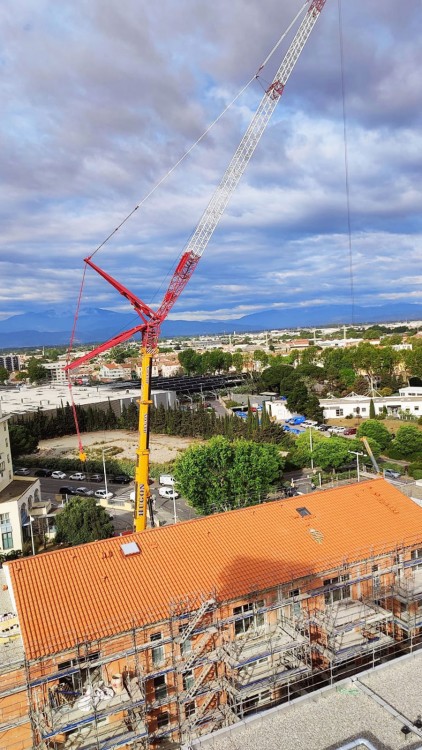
[159,474,175,486]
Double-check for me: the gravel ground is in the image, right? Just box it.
[38,431,201,463]
[188,651,422,750]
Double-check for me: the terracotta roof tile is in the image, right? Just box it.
[6,479,422,661]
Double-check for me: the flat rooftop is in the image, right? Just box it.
[0,477,36,505]
[0,383,142,416]
[188,650,422,750]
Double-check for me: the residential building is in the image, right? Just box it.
[0,353,20,373]
[1,480,422,750]
[321,391,422,419]
[99,363,134,381]
[43,361,68,384]
[0,412,41,554]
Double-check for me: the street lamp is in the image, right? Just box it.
[349,450,364,482]
[172,488,177,525]
[309,425,314,471]
[102,449,109,497]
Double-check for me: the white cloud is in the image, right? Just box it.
[0,0,421,326]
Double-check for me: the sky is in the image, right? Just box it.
[1,0,422,326]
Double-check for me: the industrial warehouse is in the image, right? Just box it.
[1,479,422,750]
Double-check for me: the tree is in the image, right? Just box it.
[369,399,376,419]
[232,352,244,372]
[0,366,9,384]
[313,437,352,470]
[27,358,47,383]
[15,370,28,381]
[391,425,422,457]
[55,497,114,545]
[174,436,283,514]
[357,420,392,451]
[178,349,201,375]
[9,424,39,458]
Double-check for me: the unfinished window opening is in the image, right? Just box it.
[183,670,194,692]
[234,601,265,636]
[151,632,164,666]
[153,675,167,701]
[184,700,195,719]
[157,710,169,729]
[411,549,422,570]
[324,574,350,605]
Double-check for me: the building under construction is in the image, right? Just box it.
[1,478,422,750]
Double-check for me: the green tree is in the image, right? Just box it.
[178,349,201,375]
[391,425,422,457]
[15,370,28,381]
[357,420,392,451]
[9,424,39,458]
[313,436,352,470]
[369,399,376,419]
[174,436,283,514]
[27,358,48,383]
[232,352,244,371]
[55,497,114,545]
[0,366,9,384]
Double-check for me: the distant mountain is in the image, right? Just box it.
[0,303,421,349]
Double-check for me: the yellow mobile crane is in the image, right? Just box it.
[66,0,328,532]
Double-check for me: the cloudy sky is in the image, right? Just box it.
[1,0,422,326]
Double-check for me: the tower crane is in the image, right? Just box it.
[66,0,327,532]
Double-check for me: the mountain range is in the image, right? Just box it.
[0,303,421,349]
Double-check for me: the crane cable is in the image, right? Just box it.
[338,0,355,325]
[87,1,309,263]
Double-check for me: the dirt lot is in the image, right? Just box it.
[38,431,202,464]
[326,418,421,434]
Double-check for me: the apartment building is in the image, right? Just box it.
[1,480,422,750]
[0,353,20,373]
[0,413,41,555]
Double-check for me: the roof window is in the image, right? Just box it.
[121,541,140,556]
[296,507,311,517]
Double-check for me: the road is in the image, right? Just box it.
[38,475,198,532]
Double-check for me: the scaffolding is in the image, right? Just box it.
[3,544,422,750]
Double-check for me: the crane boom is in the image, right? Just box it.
[157,0,327,324]
[67,0,328,531]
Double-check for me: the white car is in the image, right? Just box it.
[94,489,114,501]
[69,472,86,481]
[52,471,66,479]
[159,486,179,499]
[75,487,94,496]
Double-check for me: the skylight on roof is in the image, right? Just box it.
[296,507,311,517]
[121,542,140,556]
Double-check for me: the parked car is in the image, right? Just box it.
[69,472,86,481]
[14,467,31,476]
[52,471,67,479]
[111,474,131,484]
[59,486,78,496]
[384,469,400,479]
[90,474,104,482]
[159,486,179,499]
[159,474,175,486]
[316,425,329,432]
[75,487,94,496]
[95,489,114,500]
[34,468,53,477]
[343,427,357,436]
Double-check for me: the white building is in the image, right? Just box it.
[0,412,41,554]
[264,398,292,422]
[321,391,422,420]
[43,362,67,384]
[99,363,134,380]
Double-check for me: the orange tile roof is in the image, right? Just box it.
[6,479,422,661]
